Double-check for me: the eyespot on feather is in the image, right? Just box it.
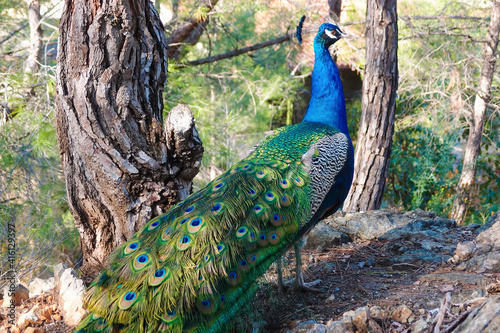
[176,234,192,251]
[187,217,204,234]
[147,218,161,231]
[280,195,292,207]
[215,243,226,256]
[227,270,242,286]
[264,191,277,203]
[279,179,291,190]
[118,291,138,310]
[184,205,195,214]
[246,188,258,198]
[132,252,151,271]
[123,241,140,256]
[268,229,283,245]
[270,213,285,227]
[239,259,250,272]
[197,298,218,314]
[293,176,305,187]
[161,227,173,242]
[257,232,268,247]
[235,226,248,239]
[162,309,179,323]
[148,267,170,286]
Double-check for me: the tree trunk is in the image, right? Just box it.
[56,0,203,277]
[24,0,42,73]
[328,0,342,20]
[343,0,398,212]
[451,0,500,224]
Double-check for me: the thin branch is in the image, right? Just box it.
[182,33,294,67]
[400,15,489,21]
[0,22,29,46]
[166,0,219,59]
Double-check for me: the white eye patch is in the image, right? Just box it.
[325,29,337,39]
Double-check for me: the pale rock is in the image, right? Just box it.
[17,305,39,329]
[24,328,43,333]
[453,241,476,261]
[28,277,55,297]
[369,305,388,320]
[391,304,413,323]
[411,318,429,333]
[325,294,336,304]
[305,221,350,249]
[57,268,88,326]
[53,262,68,291]
[291,320,327,333]
[325,320,353,333]
[342,306,369,332]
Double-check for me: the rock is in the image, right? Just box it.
[325,320,353,333]
[57,268,87,326]
[452,295,500,332]
[391,304,413,323]
[369,305,388,320]
[291,320,327,333]
[453,241,477,262]
[305,221,350,249]
[24,328,43,333]
[451,213,500,273]
[17,306,39,329]
[411,318,429,333]
[28,277,55,296]
[476,214,500,250]
[325,210,412,241]
[379,214,456,241]
[324,294,336,304]
[2,283,29,307]
[53,262,69,291]
[342,306,369,332]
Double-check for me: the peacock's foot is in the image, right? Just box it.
[285,278,323,293]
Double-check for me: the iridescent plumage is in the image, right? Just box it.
[76,20,353,333]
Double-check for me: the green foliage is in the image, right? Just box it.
[0,6,78,282]
[384,119,459,216]
[165,0,304,188]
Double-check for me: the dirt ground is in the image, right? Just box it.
[1,236,498,333]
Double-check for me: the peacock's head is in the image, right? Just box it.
[315,23,345,48]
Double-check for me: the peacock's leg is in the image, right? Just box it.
[277,257,285,294]
[288,241,322,292]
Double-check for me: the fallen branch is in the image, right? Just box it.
[441,307,476,333]
[182,33,293,67]
[434,292,452,333]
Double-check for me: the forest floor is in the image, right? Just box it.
[258,240,499,332]
[1,212,499,333]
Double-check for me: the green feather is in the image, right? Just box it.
[76,122,340,332]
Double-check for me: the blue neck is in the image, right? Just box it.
[302,45,349,137]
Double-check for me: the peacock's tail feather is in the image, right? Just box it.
[76,122,342,332]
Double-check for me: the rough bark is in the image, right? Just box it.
[24,0,43,73]
[343,0,398,212]
[56,0,203,276]
[451,0,500,224]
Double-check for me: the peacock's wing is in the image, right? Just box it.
[76,122,348,333]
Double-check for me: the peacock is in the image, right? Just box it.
[76,18,354,333]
